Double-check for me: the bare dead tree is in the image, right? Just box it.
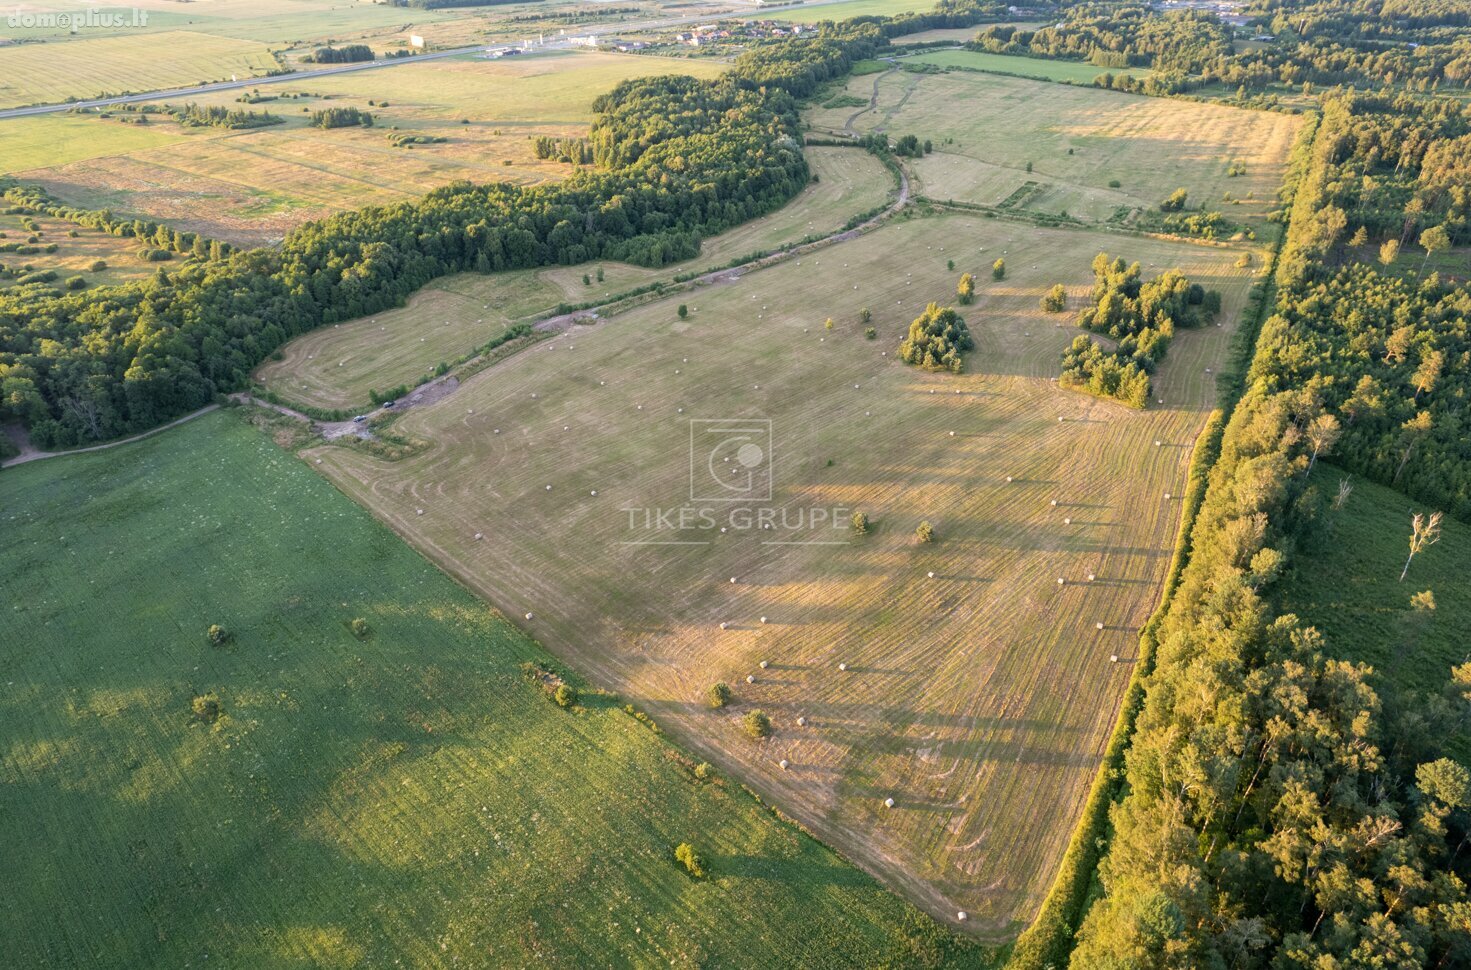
[1402,511,1444,581]
[1333,477,1354,510]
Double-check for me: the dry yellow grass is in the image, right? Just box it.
[304,212,1265,933]
[0,30,279,109]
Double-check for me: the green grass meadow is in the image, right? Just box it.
[0,410,977,968]
[900,49,1145,85]
[1282,464,1469,701]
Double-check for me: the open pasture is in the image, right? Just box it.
[0,0,458,43]
[307,211,1261,932]
[12,51,727,247]
[902,48,1146,84]
[0,211,165,290]
[256,145,895,410]
[0,30,280,109]
[0,409,973,968]
[813,68,1299,231]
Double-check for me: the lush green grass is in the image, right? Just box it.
[0,409,979,968]
[0,114,189,172]
[901,49,1150,85]
[1281,464,1469,701]
[770,0,946,23]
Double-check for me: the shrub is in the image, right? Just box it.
[677,304,688,319]
[1108,178,1122,188]
[851,510,869,534]
[1160,187,1189,211]
[707,681,733,708]
[693,762,712,780]
[191,693,221,723]
[991,257,1005,280]
[65,276,87,291]
[350,618,370,638]
[206,624,229,646]
[742,709,772,739]
[675,842,706,878]
[554,683,578,708]
[864,326,877,340]
[89,259,107,272]
[915,520,935,543]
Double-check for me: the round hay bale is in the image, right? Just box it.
[779,759,789,770]
[927,571,935,579]
[545,485,552,491]
[1057,577,1066,585]
[474,532,483,540]
[1110,654,1119,663]
[525,612,534,620]
[1050,499,1058,507]
[590,490,598,496]
[759,660,769,669]
[746,674,756,684]
[760,616,768,624]
[1087,573,1097,582]
[416,508,424,515]
[838,662,848,672]
[1096,622,1105,630]
[884,797,895,809]
[957,911,967,922]
[796,716,807,727]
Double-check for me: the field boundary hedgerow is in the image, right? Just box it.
[1002,107,1320,970]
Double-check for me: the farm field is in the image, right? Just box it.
[1279,464,1469,705]
[0,0,459,43]
[811,68,1299,232]
[256,146,895,411]
[769,0,948,23]
[0,211,165,290]
[0,409,978,968]
[901,48,1148,84]
[0,31,280,109]
[9,51,729,247]
[305,210,1265,932]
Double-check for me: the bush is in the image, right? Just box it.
[864,326,877,340]
[89,259,107,272]
[677,304,688,319]
[675,842,706,878]
[350,618,370,638]
[693,762,712,780]
[915,520,935,543]
[851,510,869,534]
[191,693,221,723]
[707,681,733,709]
[554,683,578,708]
[65,276,87,291]
[1160,187,1189,211]
[991,257,1005,280]
[206,624,229,646]
[742,709,772,739]
[1040,283,1067,313]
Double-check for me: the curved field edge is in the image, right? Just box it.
[0,408,990,969]
[1003,109,1319,970]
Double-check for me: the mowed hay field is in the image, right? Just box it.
[308,211,1265,932]
[811,68,1299,230]
[0,31,279,109]
[0,410,979,969]
[256,146,895,411]
[12,52,728,247]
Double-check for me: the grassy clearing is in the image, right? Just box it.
[902,48,1147,85]
[307,210,1263,934]
[0,0,458,43]
[1282,464,1469,702]
[0,31,280,109]
[256,146,895,410]
[811,69,1299,232]
[0,211,167,290]
[255,269,570,411]
[13,52,728,247]
[0,408,979,968]
[770,0,948,23]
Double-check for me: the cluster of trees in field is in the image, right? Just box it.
[311,106,374,129]
[0,21,936,447]
[1060,253,1218,407]
[532,136,594,164]
[172,102,283,130]
[898,302,973,372]
[302,45,374,64]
